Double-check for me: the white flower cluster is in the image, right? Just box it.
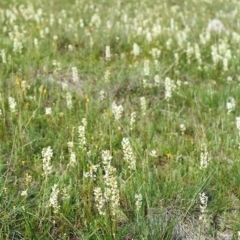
[42,146,53,176]
[165,77,176,101]
[104,67,110,83]
[200,143,210,169]
[132,43,140,57]
[105,45,111,61]
[135,193,142,212]
[8,97,17,113]
[122,138,136,170]
[66,92,72,109]
[68,152,77,167]
[111,102,123,121]
[1,49,6,63]
[143,59,150,76]
[236,117,240,134]
[67,141,74,152]
[94,187,106,215]
[149,48,161,59]
[236,117,240,149]
[45,107,52,115]
[186,42,194,64]
[140,97,146,116]
[130,112,136,130]
[180,123,186,135]
[226,97,235,114]
[84,164,99,179]
[13,38,23,54]
[199,192,208,222]
[90,13,101,28]
[94,150,119,217]
[78,118,87,150]
[48,184,60,213]
[211,41,231,70]
[72,66,78,83]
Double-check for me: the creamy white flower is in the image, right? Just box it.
[45,107,52,115]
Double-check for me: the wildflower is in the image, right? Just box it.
[82,117,87,127]
[149,150,157,157]
[146,31,152,42]
[13,38,23,54]
[180,124,186,135]
[45,107,52,115]
[68,44,73,51]
[104,67,110,83]
[61,187,70,201]
[79,18,84,28]
[226,97,235,114]
[90,13,101,28]
[199,192,208,222]
[101,150,120,216]
[236,117,240,133]
[1,49,6,63]
[130,112,136,130]
[223,58,228,71]
[174,53,179,65]
[78,121,86,150]
[103,165,119,216]
[99,90,106,101]
[72,67,78,82]
[101,150,112,166]
[42,146,53,176]
[105,46,111,61]
[84,164,99,179]
[143,60,150,76]
[227,76,232,82]
[200,143,210,169]
[132,43,140,57]
[111,102,123,121]
[166,38,172,50]
[48,184,60,213]
[24,173,32,186]
[94,187,106,215]
[122,138,136,170]
[53,35,58,41]
[166,153,172,158]
[8,97,17,113]
[211,45,219,67]
[186,42,194,65]
[165,77,176,101]
[149,48,161,59]
[21,190,28,197]
[34,38,39,49]
[66,92,72,109]
[140,97,146,116]
[20,80,30,91]
[67,141,74,152]
[68,152,77,167]
[135,193,142,212]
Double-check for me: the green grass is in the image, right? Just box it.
[1,0,240,239]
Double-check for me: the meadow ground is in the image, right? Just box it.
[1,0,240,239]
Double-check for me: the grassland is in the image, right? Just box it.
[1,0,240,239]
